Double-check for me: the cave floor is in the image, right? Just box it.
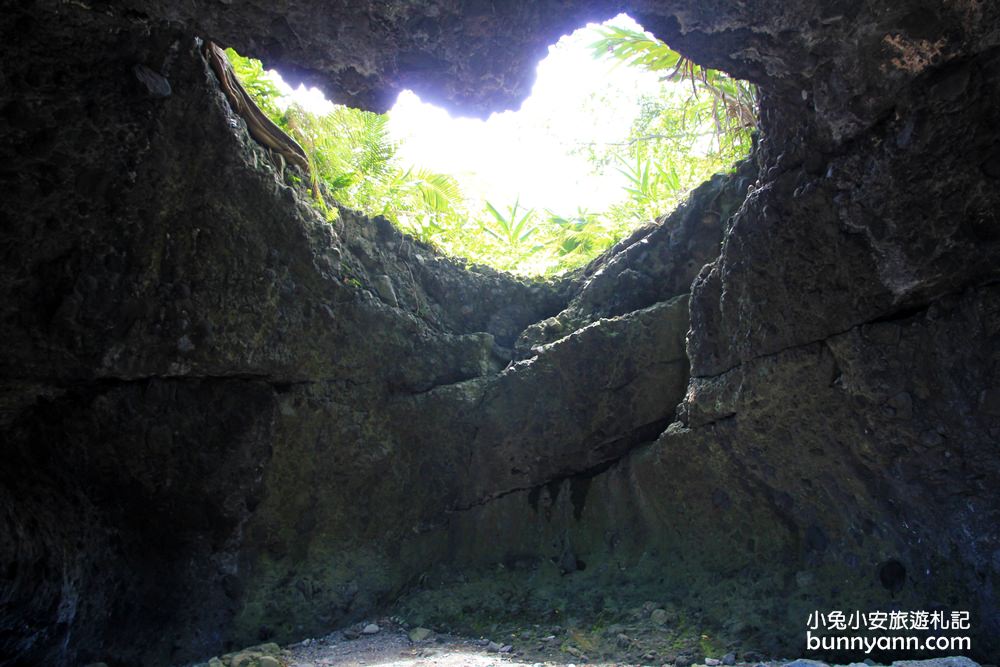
[223,617,725,667]
[286,629,549,666]
[282,623,644,667]
[210,623,985,667]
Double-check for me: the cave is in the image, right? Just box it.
[1,1,999,666]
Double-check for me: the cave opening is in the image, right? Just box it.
[223,13,756,277]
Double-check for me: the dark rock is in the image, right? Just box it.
[979,388,1000,416]
[132,64,172,97]
[222,574,244,601]
[887,391,914,420]
[408,627,433,642]
[372,274,398,307]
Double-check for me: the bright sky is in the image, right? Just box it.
[271,14,667,213]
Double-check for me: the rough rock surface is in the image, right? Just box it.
[2,1,999,666]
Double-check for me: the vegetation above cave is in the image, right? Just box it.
[227,19,756,276]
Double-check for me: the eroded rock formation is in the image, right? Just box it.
[1,1,998,665]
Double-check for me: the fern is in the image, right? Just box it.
[404,168,463,212]
[590,25,757,143]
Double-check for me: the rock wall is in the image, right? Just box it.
[0,4,558,663]
[1,0,999,665]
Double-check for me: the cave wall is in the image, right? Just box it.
[0,4,562,662]
[2,0,999,665]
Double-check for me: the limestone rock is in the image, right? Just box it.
[408,627,434,642]
[892,659,981,667]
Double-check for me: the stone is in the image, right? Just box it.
[408,627,434,642]
[177,335,195,353]
[979,388,1000,416]
[372,274,398,307]
[650,608,669,625]
[486,641,503,652]
[723,654,736,666]
[229,653,257,667]
[541,317,563,334]
[259,658,281,667]
[795,570,815,588]
[888,391,914,420]
[921,429,945,447]
[361,623,380,634]
[706,659,721,666]
[132,64,172,97]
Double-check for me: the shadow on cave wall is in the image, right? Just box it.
[1,1,999,665]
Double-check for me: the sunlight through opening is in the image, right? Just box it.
[227,14,757,276]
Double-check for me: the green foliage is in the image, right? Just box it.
[224,47,285,119]
[573,25,756,232]
[224,34,755,278]
[283,104,395,209]
[590,25,757,148]
[482,199,538,247]
[546,208,616,259]
[616,153,680,219]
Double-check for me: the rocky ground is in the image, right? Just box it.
[193,619,988,667]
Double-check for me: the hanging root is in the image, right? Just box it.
[204,40,316,195]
